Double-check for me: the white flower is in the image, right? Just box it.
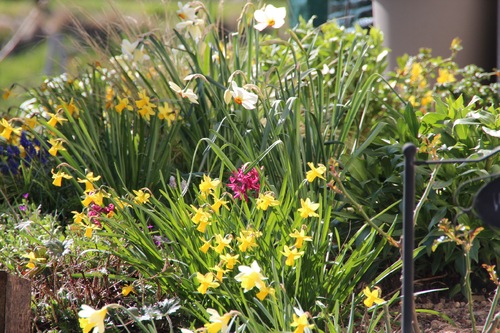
[121,39,139,59]
[177,1,197,21]
[169,81,199,104]
[226,81,258,110]
[253,5,286,31]
[234,260,267,292]
[176,18,205,41]
[78,305,108,333]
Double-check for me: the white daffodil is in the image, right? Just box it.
[169,81,199,104]
[234,260,267,292]
[78,305,108,333]
[176,18,205,41]
[253,4,286,31]
[121,39,138,60]
[177,1,197,21]
[226,81,258,110]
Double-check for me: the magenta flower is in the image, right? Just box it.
[227,164,261,201]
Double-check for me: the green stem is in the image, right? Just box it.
[463,247,477,333]
[383,303,392,333]
[483,283,500,333]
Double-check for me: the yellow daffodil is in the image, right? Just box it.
[3,88,11,100]
[291,313,314,333]
[58,98,79,117]
[256,284,275,301]
[78,305,108,333]
[255,192,280,210]
[135,90,157,121]
[158,103,182,126]
[199,174,220,198]
[133,189,151,204]
[0,118,21,141]
[51,169,73,187]
[204,308,233,333]
[212,234,232,254]
[47,111,67,128]
[281,245,304,267]
[234,260,267,292]
[81,190,106,207]
[122,284,135,296]
[77,172,101,193]
[169,81,199,104]
[236,229,260,252]
[84,224,101,238]
[199,237,212,254]
[211,265,229,281]
[210,194,229,214]
[437,69,456,84]
[363,286,384,307]
[72,210,86,224]
[220,253,239,270]
[306,162,326,182]
[298,198,320,218]
[24,251,46,269]
[225,81,258,110]
[253,4,286,31]
[289,228,313,249]
[196,272,220,294]
[115,96,133,114]
[48,138,66,156]
[191,205,212,233]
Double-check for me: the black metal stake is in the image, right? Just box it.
[402,143,417,333]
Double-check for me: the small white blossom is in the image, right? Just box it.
[169,81,199,104]
[253,5,286,31]
[226,81,258,110]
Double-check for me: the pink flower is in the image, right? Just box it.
[227,164,261,201]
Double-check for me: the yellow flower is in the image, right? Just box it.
[306,162,326,182]
[135,90,157,120]
[291,313,314,333]
[47,111,67,128]
[255,192,280,210]
[191,206,212,233]
[3,88,11,100]
[72,210,86,224]
[58,98,79,117]
[78,305,108,333]
[122,284,135,296]
[115,96,133,114]
[253,4,287,31]
[204,308,233,333]
[298,198,320,218]
[256,284,275,301]
[0,118,21,141]
[24,251,46,269]
[220,253,239,270]
[48,138,66,156]
[158,103,182,126]
[281,245,304,267]
[133,189,150,204]
[410,62,423,84]
[363,286,384,307]
[211,265,229,281]
[234,260,267,292]
[77,172,101,193]
[421,91,434,107]
[199,174,220,198]
[196,272,220,294]
[199,237,212,254]
[289,228,313,249]
[236,230,260,252]
[210,194,229,214]
[212,234,232,254]
[51,169,73,187]
[437,69,456,84]
[81,190,106,207]
[84,224,101,238]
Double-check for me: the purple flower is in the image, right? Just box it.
[19,205,27,212]
[227,164,261,201]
